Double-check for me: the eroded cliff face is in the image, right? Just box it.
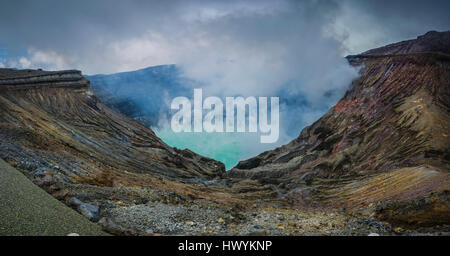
[229,31,450,226]
[0,69,225,181]
[0,69,252,232]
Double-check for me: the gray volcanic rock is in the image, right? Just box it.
[69,197,100,222]
[360,30,450,56]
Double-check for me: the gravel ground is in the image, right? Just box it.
[2,157,448,236]
[97,201,407,236]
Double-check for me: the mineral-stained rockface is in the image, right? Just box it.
[229,31,450,226]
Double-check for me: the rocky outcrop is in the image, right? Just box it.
[353,30,450,56]
[0,68,234,230]
[229,31,450,221]
[0,67,284,235]
[0,69,88,89]
[0,68,225,181]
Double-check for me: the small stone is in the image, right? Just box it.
[186,221,194,225]
[116,201,127,206]
[393,227,403,233]
[69,197,99,222]
[7,161,17,167]
[368,233,380,236]
[277,224,285,230]
[67,233,80,236]
[253,224,263,229]
[218,218,225,223]
[52,189,69,199]
[32,167,47,177]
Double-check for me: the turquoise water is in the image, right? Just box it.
[154,129,265,170]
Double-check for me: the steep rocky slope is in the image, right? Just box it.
[229,31,450,226]
[0,68,249,234]
[0,69,224,181]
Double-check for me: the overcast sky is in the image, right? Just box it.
[1,0,449,104]
[0,0,449,105]
[1,0,449,74]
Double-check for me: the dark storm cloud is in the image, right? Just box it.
[0,0,176,53]
[1,0,448,71]
[350,0,450,30]
[335,0,450,53]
